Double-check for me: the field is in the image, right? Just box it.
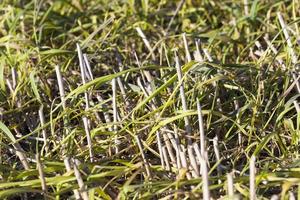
[1,0,300,199]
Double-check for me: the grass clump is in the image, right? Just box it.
[1,0,300,199]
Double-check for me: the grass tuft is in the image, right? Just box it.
[1,0,300,199]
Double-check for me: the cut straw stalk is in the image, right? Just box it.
[162,146,171,171]
[203,49,213,62]
[164,130,183,169]
[289,192,296,200]
[200,152,210,200]
[264,35,300,93]
[12,143,30,170]
[165,0,185,34]
[203,48,224,114]
[277,12,300,94]
[56,66,83,199]
[162,133,176,164]
[179,145,192,180]
[174,52,199,177]
[64,157,81,199]
[112,78,120,153]
[77,43,89,104]
[95,94,113,128]
[174,51,200,176]
[244,0,249,15]
[117,77,129,107]
[137,79,178,171]
[233,99,242,145]
[38,105,48,154]
[182,33,191,62]
[135,53,147,85]
[76,43,89,88]
[227,172,234,197]
[264,36,286,70]
[277,12,298,64]
[77,44,94,162]
[137,77,164,167]
[174,127,182,169]
[115,50,131,110]
[250,155,256,200]
[0,115,29,170]
[134,52,153,84]
[135,135,152,179]
[197,99,206,156]
[6,79,14,94]
[36,153,47,198]
[194,39,204,62]
[83,54,113,128]
[264,35,300,94]
[82,54,102,122]
[254,41,268,58]
[55,65,66,110]
[270,195,279,200]
[136,27,155,60]
[213,136,221,177]
[174,51,192,137]
[4,68,30,170]
[11,67,17,90]
[73,159,89,200]
[294,101,300,113]
[56,65,89,199]
[156,132,165,169]
[178,38,201,178]
[82,117,94,162]
[188,145,200,177]
[83,54,93,80]
[0,68,30,170]
[193,143,202,174]
[165,131,180,152]
[202,48,224,114]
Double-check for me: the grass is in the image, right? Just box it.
[1,0,300,199]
